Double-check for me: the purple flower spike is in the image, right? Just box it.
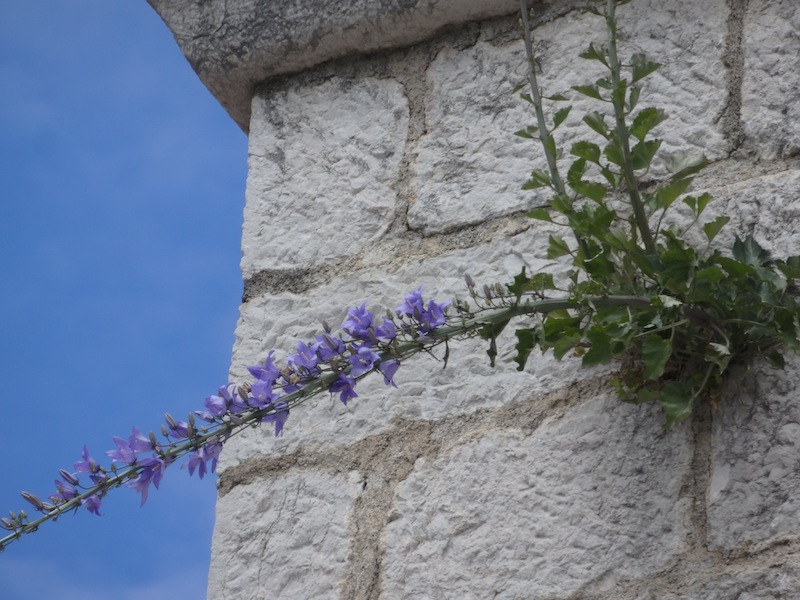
[330,373,358,406]
[262,402,290,437]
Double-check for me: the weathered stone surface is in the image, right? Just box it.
[408,0,729,234]
[742,0,800,159]
[207,472,362,599]
[380,394,694,599]
[243,77,408,276]
[635,562,800,599]
[707,353,800,555]
[147,0,518,131]
[219,227,597,471]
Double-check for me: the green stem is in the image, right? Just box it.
[604,0,656,255]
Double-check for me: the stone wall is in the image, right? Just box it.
[149,0,800,598]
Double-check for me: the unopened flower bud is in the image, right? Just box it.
[465,274,475,288]
[0,518,13,530]
[20,492,44,511]
[18,511,27,521]
[58,470,79,486]
[149,431,159,449]
[483,285,493,300]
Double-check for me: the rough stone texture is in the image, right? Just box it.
[707,353,800,556]
[243,76,408,276]
[207,472,362,599]
[742,0,800,159]
[381,395,694,599]
[146,0,519,131]
[408,0,729,234]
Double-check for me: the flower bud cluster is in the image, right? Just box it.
[1,287,453,549]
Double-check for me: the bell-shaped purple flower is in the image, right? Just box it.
[262,402,290,437]
[330,373,358,405]
[342,302,374,340]
[349,345,380,377]
[379,359,400,387]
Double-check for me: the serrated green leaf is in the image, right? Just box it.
[631,52,661,83]
[682,192,713,218]
[627,84,641,112]
[579,42,609,67]
[572,180,607,203]
[547,235,572,259]
[571,141,602,163]
[514,125,539,139]
[659,382,693,428]
[553,106,572,130]
[654,177,692,211]
[584,111,610,138]
[733,235,772,267]
[507,267,531,299]
[667,152,709,179]
[604,137,625,167]
[514,328,537,371]
[765,351,786,369]
[522,169,552,190]
[480,318,511,368]
[702,215,730,243]
[631,139,662,170]
[583,328,612,366]
[567,159,588,187]
[573,84,604,101]
[544,93,570,102]
[642,334,672,380]
[630,107,668,141]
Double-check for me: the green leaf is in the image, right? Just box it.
[630,107,668,141]
[480,318,511,368]
[572,180,607,203]
[642,334,672,380]
[604,137,625,167]
[631,139,662,170]
[526,207,553,222]
[702,216,730,243]
[522,169,552,190]
[655,177,693,211]
[627,84,641,112]
[514,125,539,139]
[705,342,731,372]
[732,235,771,267]
[514,328,537,371]
[583,111,610,138]
[583,328,612,366]
[631,53,661,83]
[547,235,572,259]
[667,152,709,179]
[567,159,588,187]
[765,351,786,369]
[681,192,712,218]
[573,84,605,101]
[544,93,570,102]
[579,42,609,67]
[659,382,693,428]
[571,141,602,164]
[553,106,572,130]
[507,267,531,299]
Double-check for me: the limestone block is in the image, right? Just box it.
[742,0,800,159]
[380,394,694,599]
[408,0,729,234]
[207,471,362,599]
[147,0,519,131]
[243,77,408,276]
[219,227,603,471]
[707,353,800,555]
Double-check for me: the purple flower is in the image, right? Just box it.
[204,393,227,418]
[130,456,169,506]
[397,287,425,318]
[106,436,138,465]
[375,318,397,341]
[315,334,346,361]
[289,340,320,373]
[184,442,222,479]
[330,373,358,405]
[248,350,280,384]
[53,478,78,503]
[262,402,290,437]
[249,378,278,408]
[342,303,374,340]
[396,287,450,333]
[82,494,102,516]
[379,359,400,387]
[164,414,190,439]
[349,345,380,377]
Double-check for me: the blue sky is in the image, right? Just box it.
[0,2,247,597]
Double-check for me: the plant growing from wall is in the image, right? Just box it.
[3,0,799,550]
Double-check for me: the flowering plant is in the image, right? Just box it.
[4,0,800,551]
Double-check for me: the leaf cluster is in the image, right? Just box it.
[505,0,800,426]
